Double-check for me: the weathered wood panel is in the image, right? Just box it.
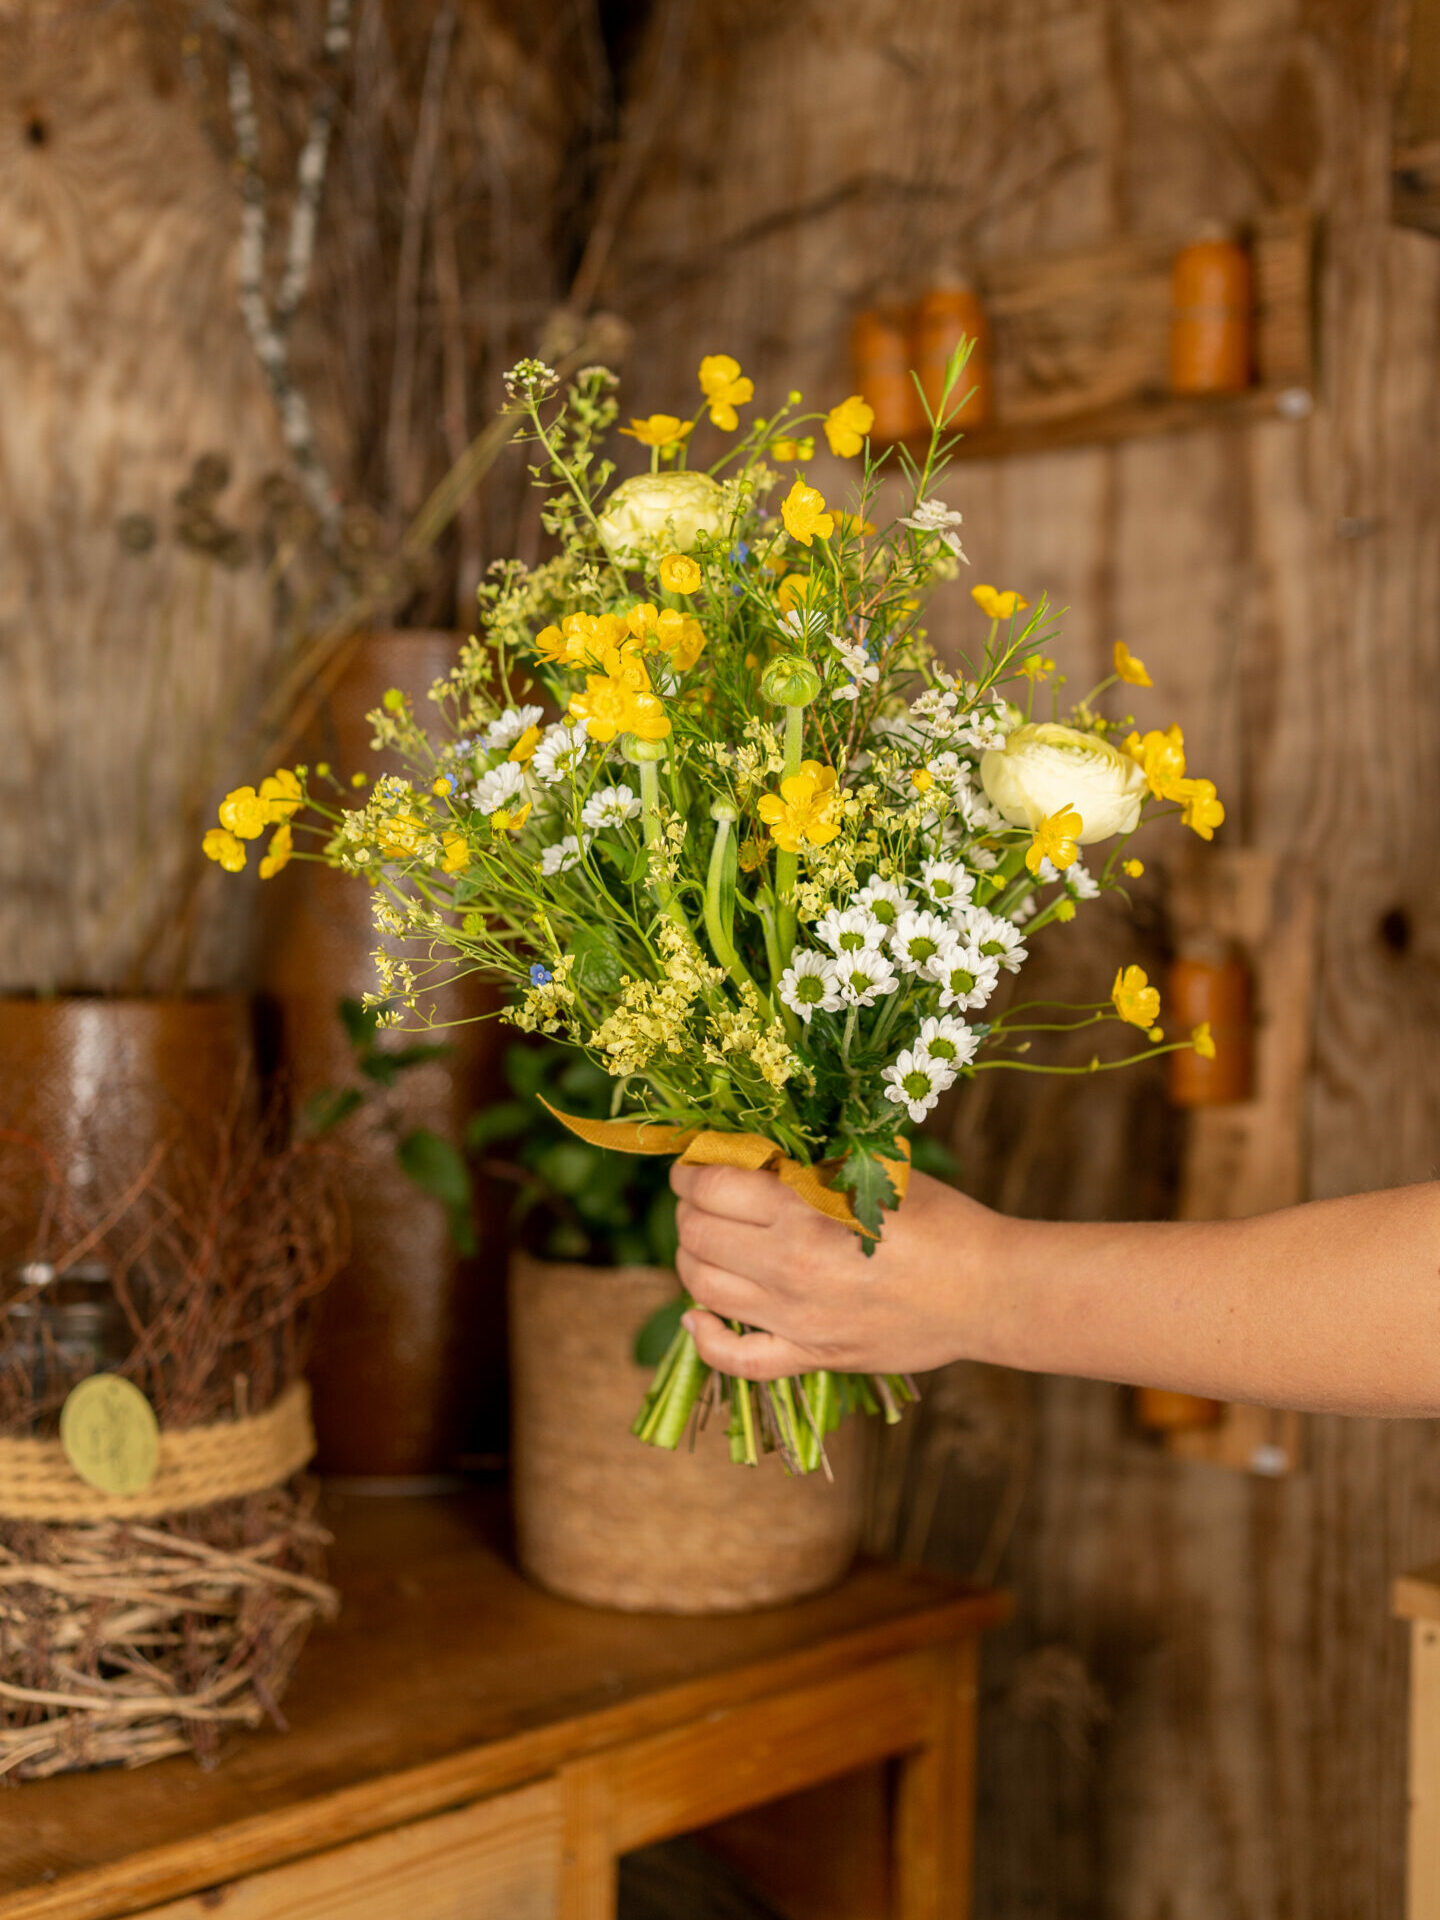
[609,1,1440,1913]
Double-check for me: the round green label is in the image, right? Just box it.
[59,1375,161,1496]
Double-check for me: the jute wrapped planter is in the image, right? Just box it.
[509,1254,865,1613]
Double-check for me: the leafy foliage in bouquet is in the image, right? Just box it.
[206,343,1223,1472]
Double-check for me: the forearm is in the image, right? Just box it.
[966,1182,1440,1417]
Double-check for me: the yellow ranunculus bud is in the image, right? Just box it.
[596,471,727,567]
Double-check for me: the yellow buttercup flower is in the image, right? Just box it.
[441,831,471,874]
[1124,724,1188,799]
[756,761,839,852]
[218,786,270,840]
[1025,803,1082,874]
[508,726,542,764]
[1175,776,1224,839]
[769,435,815,461]
[776,572,815,613]
[491,802,531,836]
[258,822,293,880]
[203,826,247,872]
[972,584,1029,621]
[698,354,754,431]
[781,479,834,548]
[1018,654,1056,683]
[258,768,303,819]
[911,768,934,794]
[535,611,631,669]
[1113,641,1152,687]
[658,552,702,595]
[824,395,876,458]
[569,650,671,743]
[651,607,707,671]
[619,414,693,448]
[1122,858,1145,877]
[832,511,877,537]
[1112,964,1161,1029]
[1191,1021,1217,1060]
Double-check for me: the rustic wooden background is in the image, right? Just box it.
[608,1,1440,1915]
[5,0,1440,1910]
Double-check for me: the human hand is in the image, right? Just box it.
[670,1163,995,1380]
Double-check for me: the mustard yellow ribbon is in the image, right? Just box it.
[538,1099,909,1237]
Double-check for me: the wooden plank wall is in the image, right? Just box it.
[608,1,1440,1913]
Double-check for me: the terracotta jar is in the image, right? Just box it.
[1170,229,1253,395]
[509,1253,867,1613]
[1167,941,1255,1107]
[262,631,506,1482]
[913,273,992,428]
[851,297,924,445]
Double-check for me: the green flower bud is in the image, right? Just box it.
[761,654,822,708]
[622,736,668,764]
[709,799,739,823]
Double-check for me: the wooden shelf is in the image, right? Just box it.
[881,208,1317,462]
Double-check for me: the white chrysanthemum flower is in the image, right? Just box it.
[920,859,976,914]
[882,1049,951,1124]
[833,949,900,1008]
[829,633,879,703]
[968,847,1000,871]
[777,950,842,1024]
[1011,895,1039,924]
[852,877,911,929]
[531,721,589,786]
[472,761,527,815]
[890,908,953,975]
[915,1014,980,1074]
[814,905,885,956]
[484,704,545,751]
[898,496,968,561]
[1066,861,1101,900]
[580,783,641,831]
[927,941,1000,1012]
[956,905,1028,974]
[539,834,588,877]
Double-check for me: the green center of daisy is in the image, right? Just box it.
[927,1037,958,1062]
[979,940,1005,959]
[905,936,939,963]
[837,929,868,951]
[902,1070,933,1099]
[871,899,898,925]
[795,974,826,1004]
[947,968,976,993]
[931,879,954,900]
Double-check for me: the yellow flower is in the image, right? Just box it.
[441,831,471,874]
[508,725,542,764]
[378,811,429,858]
[1018,654,1056,683]
[649,607,706,670]
[737,835,768,873]
[832,511,877,537]
[824,394,876,457]
[1025,803,1082,874]
[1123,724,1188,799]
[618,414,693,448]
[491,802,531,836]
[218,786,270,840]
[258,768,303,820]
[911,768,934,794]
[1113,641,1152,687]
[569,651,671,744]
[258,822,293,880]
[1174,776,1225,840]
[203,826,247,873]
[769,435,815,461]
[776,572,815,613]
[781,479,834,547]
[1122,858,1145,877]
[536,610,631,669]
[658,552,702,595]
[972,584,1030,621]
[1112,965,1161,1029]
[756,761,840,852]
[698,354,754,431]
[351,772,368,789]
[1191,1021,1217,1060]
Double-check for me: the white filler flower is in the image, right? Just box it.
[954,905,1029,974]
[580,784,641,831]
[883,1049,951,1123]
[899,496,968,561]
[920,858,975,914]
[778,950,842,1023]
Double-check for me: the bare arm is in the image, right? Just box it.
[671,1165,1440,1418]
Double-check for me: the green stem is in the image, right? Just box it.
[774,703,805,962]
[633,1328,709,1450]
[703,812,756,1000]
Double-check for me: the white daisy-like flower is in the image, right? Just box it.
[1011,895,1039,924]
[531,721,589,786]
[833,949,900,1008]
[484,704,545,752]
[580,783,641,831]
[920,858,976,914]
[890,908,953,975]
[814,904,885,956]
[915,1013,980,1075]
[777,950,842,1024]
[1031,856,1062,884]
[829,633,879,704]
[1066,861,1101,900]
[898,496,968,561]
[926,940,1000,1012]
[852,877,912,929]
[472,761,527,815]
[882,1049,951,1124]
[968,847,1000,871]
[956,905,1029,974]
[539,834,588,877]
[781,607,827,643]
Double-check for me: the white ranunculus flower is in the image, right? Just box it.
[596,470,728,566]
[979,722,1146,844]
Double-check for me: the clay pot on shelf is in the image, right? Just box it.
[509,1252,867,1613]
[262,630,506,1483]
[1170,227,1253,395]
[851,296,925,446]
[913,273,992,428]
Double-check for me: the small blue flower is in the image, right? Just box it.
[729,542,750,565]
[529,963,553,986]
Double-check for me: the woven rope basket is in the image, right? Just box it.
[509,1253,866,1613]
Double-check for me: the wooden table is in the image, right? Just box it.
[0,1490,1009,1920]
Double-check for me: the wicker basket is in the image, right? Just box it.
[509,1253,866,1613]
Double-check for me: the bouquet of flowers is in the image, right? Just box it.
[205,345,1222,1474]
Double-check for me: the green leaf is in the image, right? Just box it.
[831,1143,899,1243]
[339,997,383,1047]
[633,1293,688,1367]
[532,1139,605,1199]
[571,922,626,996]
[379,1042,453,1074]
[504,1044,552,1101]
[396,1128,475,1249]
[464,1101,533,1152]
[298,1085,365,1139]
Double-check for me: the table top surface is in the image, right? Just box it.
[0,1486,1007,1917]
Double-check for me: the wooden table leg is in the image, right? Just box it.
[558,1758,618,1920]
[892,1642,979,1920]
